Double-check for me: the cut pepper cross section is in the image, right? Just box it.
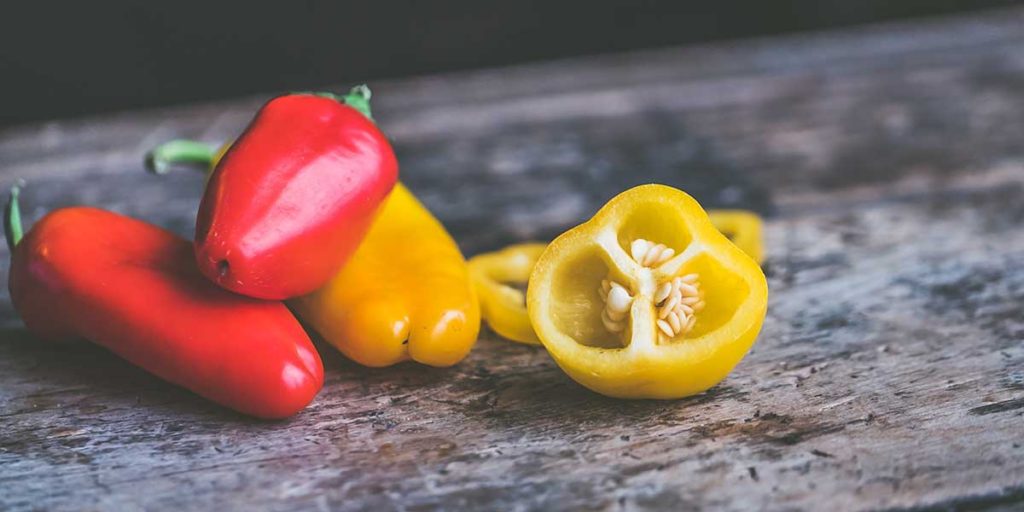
[528,184,768,399]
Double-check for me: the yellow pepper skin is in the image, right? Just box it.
[291,183,480,367]
[468,243,547,345]
[527,184,767,399]
[707,210,764,264]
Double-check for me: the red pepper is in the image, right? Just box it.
[5,187,323,419]
[192,86,398,299]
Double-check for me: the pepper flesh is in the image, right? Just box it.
[527,184,767,399]
[195,88,398,300]
[148,141,479,368]
[6,193,323,418]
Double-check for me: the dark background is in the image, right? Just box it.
[1,0,1019,128]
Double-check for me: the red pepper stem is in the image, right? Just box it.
[5,184,24,251]
[341,85,373,121]
[145,139,217,175]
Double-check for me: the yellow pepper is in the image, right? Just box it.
[707,210,764,264]
[147,140,480,368]
[527,184,767,399]
[292,183,480,367]
[470,209,764,347]
[468,243,546,345]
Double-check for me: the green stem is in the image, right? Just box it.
[340,85,373,121]
[145,139,217,175]
[293,85,375,122]
[5,184,24,251]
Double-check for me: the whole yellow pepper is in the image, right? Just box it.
[292,183,480,367]
[147,140,480,368]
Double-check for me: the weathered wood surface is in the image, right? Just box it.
[2,8,1024,511]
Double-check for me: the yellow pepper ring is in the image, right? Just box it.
[468,243,547,345]
[471,209,764,348]
[707,210,764,264]
[527,184,768,399]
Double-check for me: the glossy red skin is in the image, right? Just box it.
[8,207,323,419]
[195,94,399,299]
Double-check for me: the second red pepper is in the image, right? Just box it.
[194,87,398,299]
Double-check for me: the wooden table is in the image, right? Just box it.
[2,8,1023,511]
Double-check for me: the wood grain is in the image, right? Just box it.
[1,8,1023,511]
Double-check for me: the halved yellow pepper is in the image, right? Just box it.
[470,210,764,347]
[527,184,767,399]
[468,243,546,345]
[147,140,479,367]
